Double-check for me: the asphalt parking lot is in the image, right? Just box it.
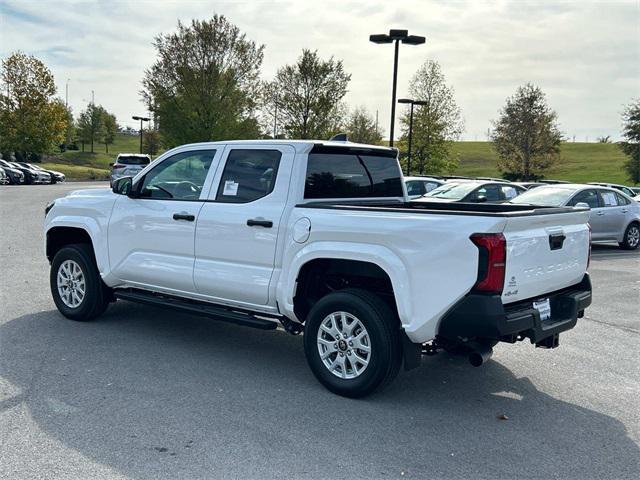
[1,182,639,480]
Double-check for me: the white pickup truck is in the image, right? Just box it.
[44,140,592,397]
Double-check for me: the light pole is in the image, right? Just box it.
[398,98,427,175]
[65,79,70,108]
[369,29,425,147]
[132,116,150,153]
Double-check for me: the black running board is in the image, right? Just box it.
[114,288,279,330]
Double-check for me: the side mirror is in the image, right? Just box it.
[575,202,590,209]
[112,176,133,196]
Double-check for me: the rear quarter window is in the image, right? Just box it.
[304,152,403,199]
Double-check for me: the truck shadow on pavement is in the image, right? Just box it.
[1,303,638,479]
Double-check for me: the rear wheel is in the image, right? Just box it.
[303,289,402,398]
[619,223,640,250]
[50,244,111,321]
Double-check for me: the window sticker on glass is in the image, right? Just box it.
[601,192,617,206]
[223,180,239,196]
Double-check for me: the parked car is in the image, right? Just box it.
[510,184,640,249]
[630,187,640,196]
[513,182,544,190]
[0,159,25,184]
[404,176,443,199]
[44,139,592,398]
[419,180,526,203]
[7,161,49,184]
[110,153,151,186]
[587,182,637,198]
[0,167,8,185]
[19,163,65,183]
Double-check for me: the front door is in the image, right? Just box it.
[194,145,294,307]
[108,149,219,294]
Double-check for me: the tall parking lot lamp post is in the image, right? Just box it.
[398,98,427,175]
[132,116,150,154]
[369,30,425,147]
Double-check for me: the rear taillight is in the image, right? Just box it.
[587,223,592,269]
[112,164,125,169]
[470,233,506,294]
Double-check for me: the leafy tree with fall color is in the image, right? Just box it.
[76,103,105,153]
[491,84,563,181]
[0,52,69,159]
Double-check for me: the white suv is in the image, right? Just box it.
[109,154,151,186]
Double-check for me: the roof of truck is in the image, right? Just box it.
[168,139,397,155]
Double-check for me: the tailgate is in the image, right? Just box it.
[501,209,590,304]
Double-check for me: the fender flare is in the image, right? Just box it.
[277,241,412,326]
[45,217,109,275]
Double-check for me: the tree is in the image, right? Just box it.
[345,106,382,144]
[263,49,351,139]
[77,103,105,153]
[398,60,463,174]
[619,99,640,184]
[102,111,117,153]
[491,83,562,180]
[142,15,264,147]
[143,129,163,156]
[0,52,69,158]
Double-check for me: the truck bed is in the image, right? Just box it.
[296,199,584,217]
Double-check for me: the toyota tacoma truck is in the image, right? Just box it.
[44,140,592,397]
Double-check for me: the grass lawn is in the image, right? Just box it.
[451,142,632,184]
[42,134,635,185]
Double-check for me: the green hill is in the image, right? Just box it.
[41,134,635,185]
[451,142,632,184]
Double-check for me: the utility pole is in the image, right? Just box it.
[273,92,278,139]
[65,79,70,108]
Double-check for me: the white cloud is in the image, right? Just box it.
[1,0,638,140]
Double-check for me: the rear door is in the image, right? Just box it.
[194,145,295,307]
[567,189,608,239]
[500,210,590,303]
[597,189,625,238]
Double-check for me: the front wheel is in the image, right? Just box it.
[50,244,111,321]
[303,289,402,398]
[619,223,640,250]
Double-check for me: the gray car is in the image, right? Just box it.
[110,153,151,186]
[510,184,640,249]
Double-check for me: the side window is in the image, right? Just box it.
[425,182,440,193]
[140,150,216,200]
[568,189,599,208]
[501,185,518,200]
[615,192,630,205]
[599,190,619,207]
[406,181,425,196]
[216,149,281,203]
[472,184,501,202]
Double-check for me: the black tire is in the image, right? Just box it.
[303,288,402,398]
[619,222,640,250]
[50,244,110,321]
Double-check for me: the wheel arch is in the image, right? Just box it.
[46,225,104,272]
[278,242,411,326]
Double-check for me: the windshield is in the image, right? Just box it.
[509,186,576,206]
[424,182,479,200]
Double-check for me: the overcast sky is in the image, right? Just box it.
[1,0,638,141]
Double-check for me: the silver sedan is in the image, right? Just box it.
[510,184,640,250]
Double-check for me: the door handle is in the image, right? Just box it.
[247,218,273,228]
[621,209,628,213]
[173,212,195,221]
[596,211,605,216]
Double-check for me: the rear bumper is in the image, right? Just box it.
[437,274,592,346]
